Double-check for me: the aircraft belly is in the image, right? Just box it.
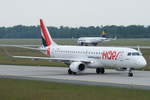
[111,60,133,68]
[87,59,104,68]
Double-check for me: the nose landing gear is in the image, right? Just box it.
[128,68,133,77]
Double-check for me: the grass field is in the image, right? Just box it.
[0,39,77,45]
[0,39,150,70]
[0,78,150,100]
[1,39,150,46]
[0,40,150,99]
[100,39,150,46]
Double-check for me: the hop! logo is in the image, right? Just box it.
[101,50,120,60]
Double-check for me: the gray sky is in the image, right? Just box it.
[0,0,150,27]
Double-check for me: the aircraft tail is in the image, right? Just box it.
[40,19,57,47]
[101,31,107,38]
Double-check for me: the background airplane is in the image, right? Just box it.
[5,19,147,77]
[77,31,117,46]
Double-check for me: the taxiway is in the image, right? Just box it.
[0,65,150,90]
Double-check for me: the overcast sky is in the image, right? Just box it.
[0,0,149,27]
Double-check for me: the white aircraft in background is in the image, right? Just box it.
[10,19,146,77]
[77,31,117,46]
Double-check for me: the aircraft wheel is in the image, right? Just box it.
[96,68,100,74]
[72,72,77,75]
[100,67,105,74]
[68,69,73,75]
[128,68,133,77]
[81,42,84,46]
[93,43,98,46]
[128,73,133,77]
[96,68,105,74]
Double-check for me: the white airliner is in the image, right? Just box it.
[11,19,147,77]
[77,31,116,46]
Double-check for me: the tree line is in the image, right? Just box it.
[0,25,150,39]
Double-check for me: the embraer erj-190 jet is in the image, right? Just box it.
[12,19,147,77]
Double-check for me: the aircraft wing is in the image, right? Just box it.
[0,44,46,51]
[103,37,117,42]
[12,56,92,64]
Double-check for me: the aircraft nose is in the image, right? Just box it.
[142,59,147,67]
[138,58,147,67]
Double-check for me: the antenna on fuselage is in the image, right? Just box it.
[137,45,142,54]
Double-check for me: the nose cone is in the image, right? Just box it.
[142,59,147,67]
[138,57,147,67]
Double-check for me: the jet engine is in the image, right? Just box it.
[69,62,86,72]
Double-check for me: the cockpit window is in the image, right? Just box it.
[132,52,140,56]
[128,52,132,56]
[127,52,140,56]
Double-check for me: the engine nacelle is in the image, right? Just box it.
[69,62,86,72]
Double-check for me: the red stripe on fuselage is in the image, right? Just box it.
[40,19,51,46]
[47,48,50,56]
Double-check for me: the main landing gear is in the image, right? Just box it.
[92,43,98,46]
[68,69,77,75]
[128,68,133,77]
[96,68,105,74]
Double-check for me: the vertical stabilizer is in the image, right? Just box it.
[40,19,57,47]
[101,31,107,38]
